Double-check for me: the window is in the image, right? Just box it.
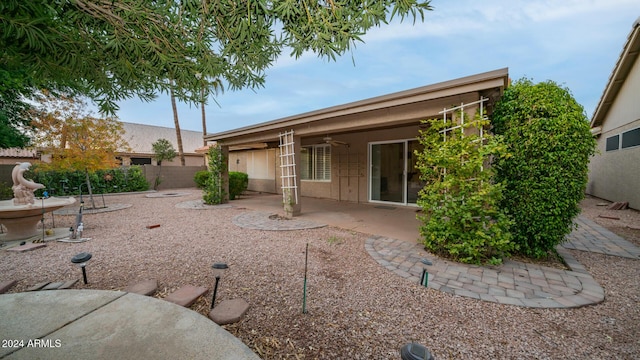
[300,145,331,181]
[606,135,619,151]
[622,127,640,149]
[131,157,151,165]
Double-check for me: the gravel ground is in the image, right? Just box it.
[1,190,639,359]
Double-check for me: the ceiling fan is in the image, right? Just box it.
[323,136,348,147]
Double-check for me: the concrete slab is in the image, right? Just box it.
[209,299,250,325]
[123,279,158,296]
[0,290,125,357]
[5,243,47,252]
[0,280,17,294]
[0,290,260,360]
[163,285,208,307]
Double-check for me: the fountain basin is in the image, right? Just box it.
[0,197,76,242]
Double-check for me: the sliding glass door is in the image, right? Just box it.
[369,140,423,205]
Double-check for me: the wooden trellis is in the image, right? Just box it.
[279,130,298,205]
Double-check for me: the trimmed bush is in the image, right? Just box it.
[0,182,13,200]
[492,79,596,258]
[194,170,209,189]
[229,171,248,200]
[203,146,226,205]
[30,166,149,196]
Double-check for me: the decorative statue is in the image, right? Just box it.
[11,162,45,205]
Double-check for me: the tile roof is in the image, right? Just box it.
[120,122,204,154]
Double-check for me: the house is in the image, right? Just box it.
[588,17,640,209]
[204,68,509,215]
[119,122,205,167]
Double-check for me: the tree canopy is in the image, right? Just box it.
[152,138,177,166]
[0,68,35,148]
[1,0,433,115]
[30,91,130,173]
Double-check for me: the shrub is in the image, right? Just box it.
[194,170,209,189]
[203,146,226,205]
[30,166,149,196]
[416,111,515,265]
[0,182,13,200]
[229,171,248,200]
[492,79,596,258]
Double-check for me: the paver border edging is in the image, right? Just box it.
[365,236,605,309]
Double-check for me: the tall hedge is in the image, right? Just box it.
[492,79,596,258]
[30,166,149,196]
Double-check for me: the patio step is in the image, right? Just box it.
[209,298,250,325]
[123,279,158,296]
[6,243,47,252]
[163,285,208,307]
[0,280,17,294]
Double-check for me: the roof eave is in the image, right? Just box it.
[205,68,508,142]
[591,17,640,128]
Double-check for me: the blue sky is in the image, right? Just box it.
[115,0,640,133]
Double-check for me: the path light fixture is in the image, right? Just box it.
[211,262,228,309]
[71,252,92,284]
[400,342,434,360]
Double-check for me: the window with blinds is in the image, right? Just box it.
[300,145,331,181]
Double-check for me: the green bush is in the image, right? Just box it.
[229,171,248,200]
[203,146,226,205]
[194,170,209,189]
[30,166,149,196]
[492,79,596,258]
[0,182,13,200]
[416,112,515,265]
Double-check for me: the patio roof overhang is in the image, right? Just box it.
[205,68,509,148]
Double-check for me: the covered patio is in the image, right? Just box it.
[205,68,509,216]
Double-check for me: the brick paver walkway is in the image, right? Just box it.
[365,215,639,308]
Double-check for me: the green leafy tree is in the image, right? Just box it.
[30,91,131,208]
[0,68,34,148]
[1,1,433,115]
[416,111,515,265]
[492,79,597,258]
[151,138,177,190]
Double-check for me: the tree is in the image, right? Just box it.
[1,1,433,115]
[169,83,186,166]
[0,68,35,148]
[492,79,597,258]
[151,138,177,190]
[30,91,131,208]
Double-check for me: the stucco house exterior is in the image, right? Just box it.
[204,68,509,215]
[588,17,640,209]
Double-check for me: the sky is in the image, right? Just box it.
[114,0,640,134]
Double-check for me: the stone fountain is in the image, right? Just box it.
[0,162,75,242]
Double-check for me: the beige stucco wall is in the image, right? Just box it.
[232,92,487,204]
[588,56,640,209]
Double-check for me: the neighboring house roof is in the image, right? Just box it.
[591,17,640,134]
[120,122,204,155]
[0,148,39,158]
[204,68,509,146]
